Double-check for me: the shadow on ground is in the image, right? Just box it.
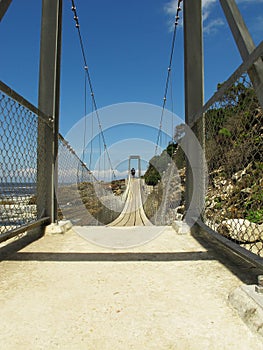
[191,228,263,285]
[3,251,215,262]
[1,226,263,287]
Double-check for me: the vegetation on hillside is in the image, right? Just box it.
[206,79,262,175]
[205,77,262,225]
[144,124,186,186]
[143,76,262,228]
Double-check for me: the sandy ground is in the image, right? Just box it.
[0,226,263,350]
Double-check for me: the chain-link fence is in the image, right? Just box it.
[154,160,185,225]
[0,79,127,242]
[0,81,50,241]
[57,135,126,226]
[142,146,186,226]
[202,55,263,256]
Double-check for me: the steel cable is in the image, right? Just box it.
[71,0,116,179]
[155,0,183,155]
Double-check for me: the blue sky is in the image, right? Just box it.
[1,0,262,177]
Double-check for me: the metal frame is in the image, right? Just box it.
[0,0,12,21]
[194,220,263,269]
[0,217,50,244]
[0,80,51,125]
[0,80,51,242]
[220,0,263,108]
[183,0,263,226]
[128,156,141,178]
[183,0,263,264]
[37,0,63,223]
[183,0,205,223]
[1,0,262,252]
[192,38,263,265]
[200,41,263,117]
[1,0,63,231]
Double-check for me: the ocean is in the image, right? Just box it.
[0,182,36,198]
[0,183,37,228]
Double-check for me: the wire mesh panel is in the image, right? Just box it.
[204,73,263,256]
[57,136,126,226]
[142,144,186,226]
[0,88,40,236]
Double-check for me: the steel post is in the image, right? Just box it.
[183,0,205,224]
[220,0,263,108]
[0,0,12,21]
[37,0,62,222]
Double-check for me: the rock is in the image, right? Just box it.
[224,184,234,195]
[232,169,246,182]
[176,206,185,215]
[231,164,252,182]
[172,220,191,235]
[217,219,263,243]
[210,166,225,176]
[240,188,252,194]
[174,212,183,221]
[45,220,73,235]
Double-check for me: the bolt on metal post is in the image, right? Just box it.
[255,275,263,294]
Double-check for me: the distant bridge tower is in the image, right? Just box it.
[128,155,141,178]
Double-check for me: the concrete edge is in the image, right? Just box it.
[194,220,263,270]
[228,284,263,338]
[45,220,73,235]
[171,221,191,235]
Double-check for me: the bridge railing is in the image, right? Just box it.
[57,133,126,226]
[195,42,263,257]
[0,80,126,244]
[0,81,50,243]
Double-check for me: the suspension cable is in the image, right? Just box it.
[71,0,116,179]
[88,97,94,170]
[155,0,183,155]
[82,69,88,165]
[98,132,102,180]
[170,71,175,143]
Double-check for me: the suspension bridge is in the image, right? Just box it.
[0,0,263,348]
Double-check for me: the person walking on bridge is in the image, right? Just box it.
[131,168,136,178]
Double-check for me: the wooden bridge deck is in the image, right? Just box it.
[109,178,152,227]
